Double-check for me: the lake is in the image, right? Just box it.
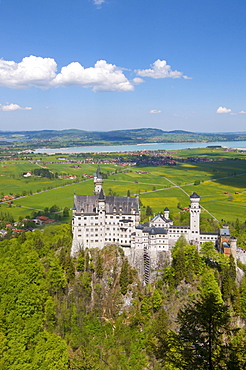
[34,141,246,154]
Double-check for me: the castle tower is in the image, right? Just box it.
[94,165,103,195]
[98,188,106,212]
[189,192,201,242]
[164,207,170,220]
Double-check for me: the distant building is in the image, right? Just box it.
[216,225,237,259]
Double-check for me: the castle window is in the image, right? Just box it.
[78,217,81,220]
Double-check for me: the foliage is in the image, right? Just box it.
[0,223,245,369]
[119,259,129,295]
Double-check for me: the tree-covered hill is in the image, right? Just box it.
[0,225,246,369]
[1,128,246,149]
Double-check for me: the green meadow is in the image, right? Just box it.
[0,150,246,222]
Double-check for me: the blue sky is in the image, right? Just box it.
[0,0,246,133]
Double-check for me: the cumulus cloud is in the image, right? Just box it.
[0,56,134,92]
[0,55,57,88]
[52,60,134,92]
[132,77,144,85]
[216,106,232,114]
[149,109,161,114]
[136,59,188,79]
[239,110,246,114]
[0,103,32,111]
[0,55,189,92]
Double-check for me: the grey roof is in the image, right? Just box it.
[169,225,189,229]
[151,213,169,223]
[140,226,168,235]
[190,192,200,199]
[74,194,139,214]
[98,188,105,200]
[164,207,169,211]
[220,228,230,236]
[200,232,218,235]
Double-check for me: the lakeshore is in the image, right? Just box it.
[34,140,246,154]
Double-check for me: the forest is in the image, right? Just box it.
[0,224,246,369]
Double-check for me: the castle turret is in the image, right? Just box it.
[164,207,170,220]
[94,165,103,195]
[98,188,106,212]
[189,192,200,242]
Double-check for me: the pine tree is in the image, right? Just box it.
[95,254,103,279]
[119,260,129,295]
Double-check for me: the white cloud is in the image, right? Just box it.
[149,109,161,114]
[0,103,32,111]
[0,56,189,92]
[136,59,188,79]
[132,77,144,85]
[216,106,232,114]
[239,110,246,114]
[52,60,134,92]
[93,0,105,4]
[0,55,57,88]
[0,56,134,92]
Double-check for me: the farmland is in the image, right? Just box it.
[0,147,246,223]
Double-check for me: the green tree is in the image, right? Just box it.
[119,259,129,295]
[63,207,69,217]
[77,250,85,271]
[175,292,231,370]
[146,205,153,217]
[95,254,103,279]
[152,289,162,312]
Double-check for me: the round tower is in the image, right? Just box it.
[189,192,201,236]
[164,207,170,220]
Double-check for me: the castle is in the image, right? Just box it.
[71,167,237,283]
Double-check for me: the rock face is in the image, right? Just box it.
[126,247,171,284]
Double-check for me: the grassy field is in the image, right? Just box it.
[1,150,246,222]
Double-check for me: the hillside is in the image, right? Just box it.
[1,128,246,149]
[0,224,246,369]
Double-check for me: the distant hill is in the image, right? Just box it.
[1,128,246,149]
